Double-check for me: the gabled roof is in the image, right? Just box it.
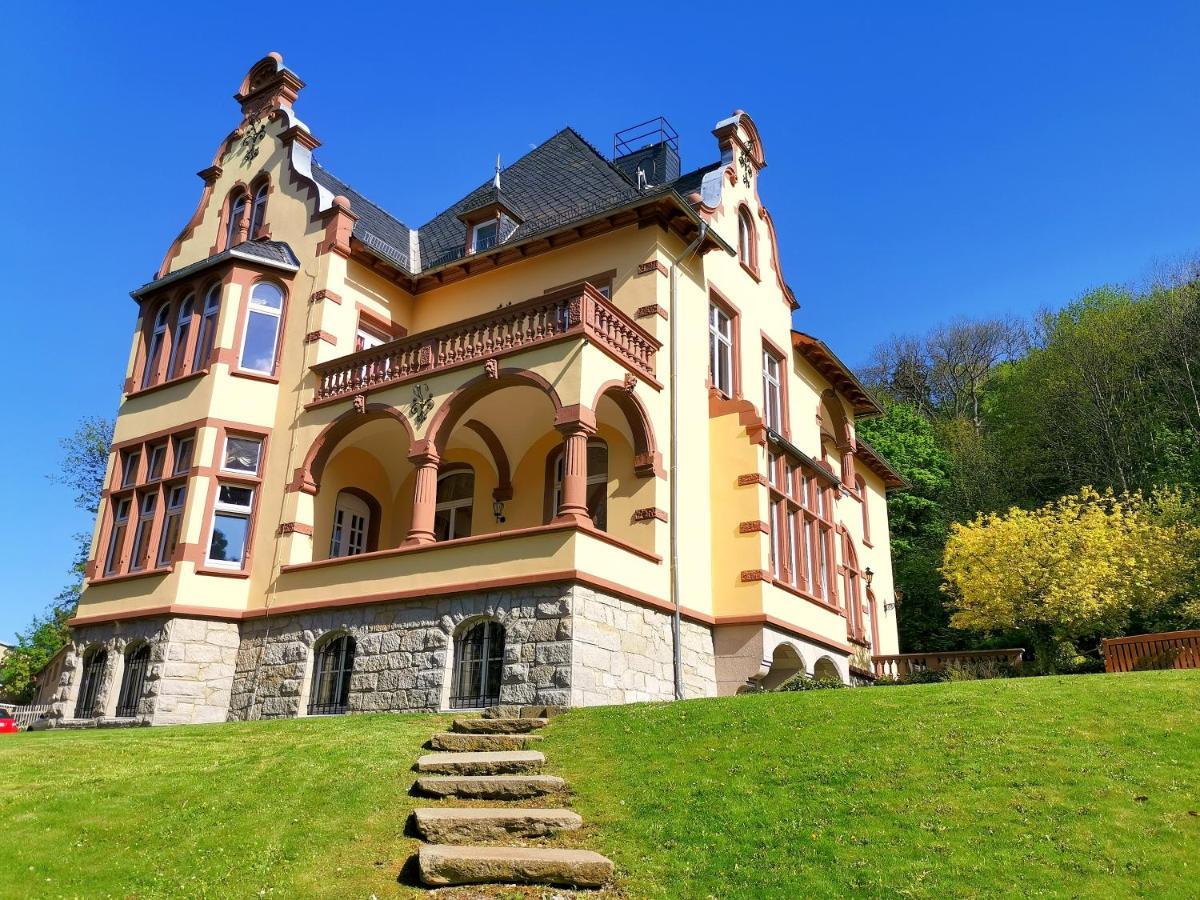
[855,437,909,491]
[790,330,883,417]
[133,240,300,299]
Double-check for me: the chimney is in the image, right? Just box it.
[612,117,680,190]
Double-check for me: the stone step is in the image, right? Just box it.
[484,704,567,720]
[413,774,566,800]
[452,717,549,735]
[416,750,544,776]
[411,807,582,843]
[430,731,543,752]
[418,844,613,888]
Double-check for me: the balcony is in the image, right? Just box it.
[310,283,660,406]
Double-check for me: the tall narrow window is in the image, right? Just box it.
[116,644,150,718]
[74,649,108,719]
[104,497,131,575]
[857,475,871,544]
[551,440,608,531]
[130,492,158,571]
[146,443,167,481]
[450,620,505,709]
[248,184,268,239]
[157,484,187,566]
[239,282,283,374]
[121,449,141,488]
[738,207,755,269]
[141,303,171,388]
[434,469,474,542]
[167,295,194,379]
[308,634,355,715]
[709,302,734,397]
[173,435,194,475]
[329,491,371,558]
[226,193,248,248]
[206,484,254,569]
[193,285,221,371]
[763,349,782,431]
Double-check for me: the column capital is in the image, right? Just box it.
[407,440,441,467]
[553,404,597,436]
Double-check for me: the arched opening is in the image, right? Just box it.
[737,205,757,273]
[329,488,379,557]
[238,281,285,375]
[434,467,475,541]
[761,643,805,690]
[142,302,171,389]
[248,181,269,239]
[116,643,150,717]
[818,389,855,486]
[225,191,248,249]
[813,656,841,682]
[308,633,356,715]
[167,295,194,379]
[450,619,505,709]
[75,647,108,718]
[193,283,222,371]
[843,532,866,643]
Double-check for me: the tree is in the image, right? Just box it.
[941,487,1191,672]
[0,417,112,702]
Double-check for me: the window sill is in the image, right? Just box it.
[88,566,173,586]
[862,538,874,549]
[124,368,208,401]
[740,261,761,283]
[230,370,280,385]
[770,577,845,617]
[196,566,250,579]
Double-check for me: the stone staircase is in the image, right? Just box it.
[410,711,614,889]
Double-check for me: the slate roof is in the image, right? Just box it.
[308,127,712,275]
[135,240,300,297]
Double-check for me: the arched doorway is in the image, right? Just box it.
[450,619,505,709]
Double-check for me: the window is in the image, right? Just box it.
[450,620,504,709]
[157,484,187,566]
[844,535,867,642]
[709,302,734,397]
[551,440,609,531]
[248,183,268,238]
[206,484,254,568]
[308,634,355,715]
[167,295,194,379]
[767,451,837,605]
[121,450,141,488]
[738,207,756,271]
[104,497,131,575]
[129,492,158,571]
[434,469,474,542]
[173,436,194,475]
[74,649,107,719]
[329,491,370,558]
[355,324,388,353]
[222,436,262,475]
[116,644,150,718]
[763,349,782,432]
[226,192,248,248]
[857,475,871,544]
[193,285,221,371]
[141,303,171,388]
[471,220,498,253]
[146,443,167,481]
[239,282,283,374]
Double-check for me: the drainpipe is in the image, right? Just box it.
[669,223,708,701]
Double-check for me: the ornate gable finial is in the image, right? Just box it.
[234,52,305,121]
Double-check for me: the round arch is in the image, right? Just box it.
[591,380,660,476]
[760,642,805,690]
[293,404,415,494]
[424,368,563,458]
[813,656,842,682]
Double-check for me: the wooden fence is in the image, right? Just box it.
[1102,630,1200,673]
[873,648,1025,680]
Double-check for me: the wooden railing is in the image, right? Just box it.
[311,284,659,404]
[873,648,1025,680]
[1102,629,1200,673]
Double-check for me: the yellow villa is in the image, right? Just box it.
[55,54,905,726]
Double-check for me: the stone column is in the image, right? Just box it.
[405,446,441,544]
[553,410,596,526]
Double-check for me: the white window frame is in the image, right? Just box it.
[434,470,474,542]
[193,284,221,372]
[129,491,158,571]
[227,194,247,248]
[763,349,782,431]
[167,295,194,379]
[104,497,131,575]
[471,220,498,253]
[221,435,263,476]
[146,443,167,481]
[206,483,255,569]
[157,484,187,567]
[173,435,194,475]
[329,492,370,558]
[738,209,754,268]
[709,303,734,397]
[238,282,283,375]
[248,184,268,238]
[142,303,171,388]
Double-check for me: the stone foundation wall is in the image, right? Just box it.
[227,585,574,720]
[570,588,717,705]
[53,618,170,721]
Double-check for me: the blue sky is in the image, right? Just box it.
[2,2,1199,642]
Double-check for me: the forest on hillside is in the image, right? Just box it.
[858,264,1200,668]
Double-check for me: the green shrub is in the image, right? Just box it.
[776,674,846,691]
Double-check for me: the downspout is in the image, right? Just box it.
[669,223,708,701]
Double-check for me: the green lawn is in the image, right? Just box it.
[0,672,1196,898]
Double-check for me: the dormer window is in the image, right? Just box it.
[471,220,499,253]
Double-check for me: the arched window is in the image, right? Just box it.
[450,620,504,709]
[434,468,474,542]
[843,534,867,643]
[141,303,171,388]
[238,281,284,374]
[248,183,268,239]
[193,284,221,371]
[74,648,108,718]
[551,439,608,530]
[308,634,355,715]
[737,207,756,272]
[116,644,150,717]
[166,295,194,379]
[329,490,371,558]
[226,192,248,249]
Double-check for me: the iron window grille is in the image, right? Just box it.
[115,644,150,718]
[308,635,355,715]
[74,649,108,719]
[450,621,505,709]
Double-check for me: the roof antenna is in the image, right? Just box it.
[494,154,501,191]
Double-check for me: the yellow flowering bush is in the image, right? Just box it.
[942,487,1193,670]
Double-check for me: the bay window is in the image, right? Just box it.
[193,284,221,371]
[766,449,838,606]
[166,295,194,379]
[222,435,262,475]
[239,282,284,375]
[207,484,254,568]
[104,497,131,576]
[129,492,157,571]
[157,484,187,566]
[141,303,171,389]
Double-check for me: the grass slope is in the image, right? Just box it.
[0,672,1195,898]
[544,671,1200,898]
